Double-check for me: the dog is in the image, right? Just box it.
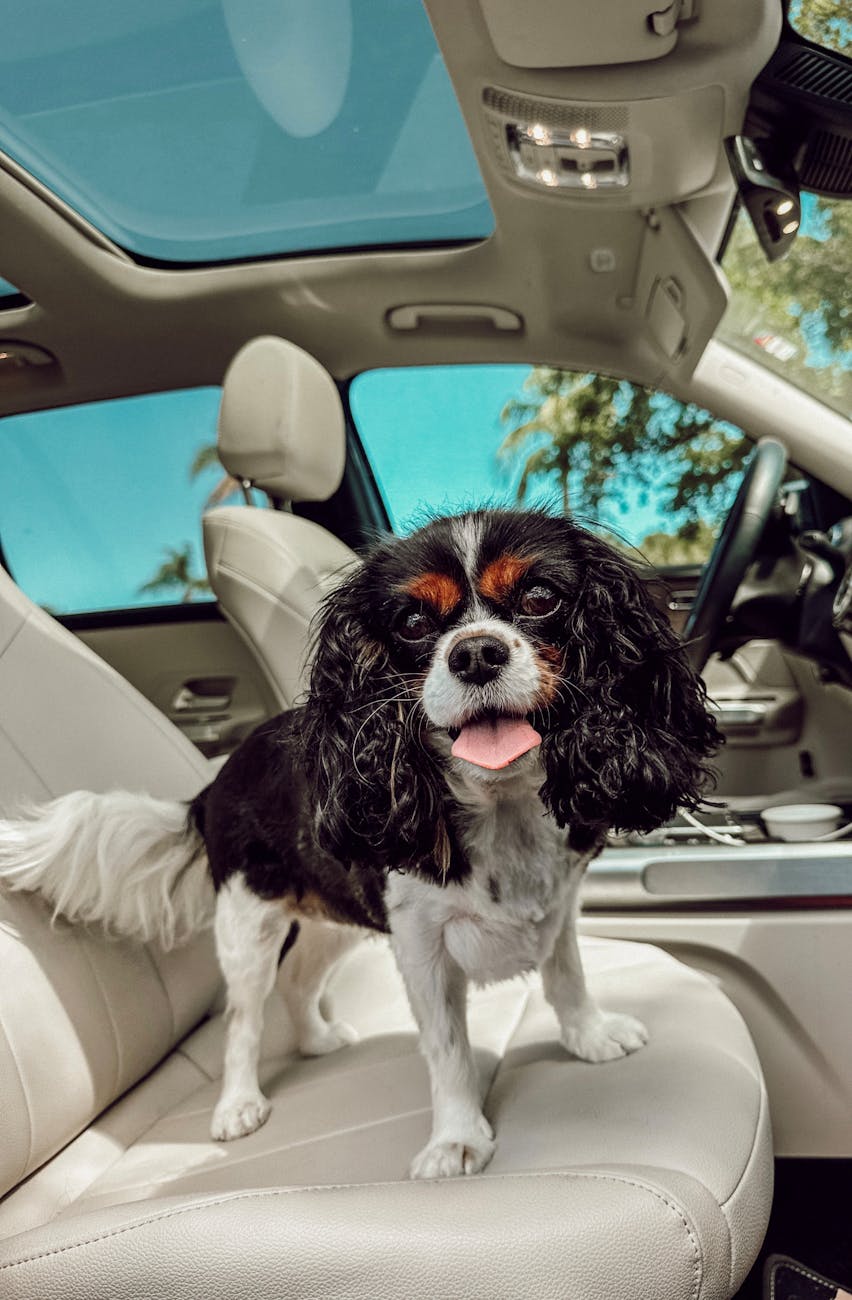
[0,508,719,1179]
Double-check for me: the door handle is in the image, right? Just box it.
[171,676,234,713]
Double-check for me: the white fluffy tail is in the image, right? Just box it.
[0,791,214,949]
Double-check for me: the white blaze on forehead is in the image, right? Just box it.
[450,514,486,583]
[421,615,543,729]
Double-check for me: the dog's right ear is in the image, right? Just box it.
[300,565,452,875]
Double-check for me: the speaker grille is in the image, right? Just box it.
[482,86,627,133]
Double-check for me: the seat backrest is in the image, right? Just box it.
[203,337,358,711]
[0,568,220,1196]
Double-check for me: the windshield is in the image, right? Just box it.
[720,194,851,418]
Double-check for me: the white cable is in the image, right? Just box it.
[813,820,852,842]
[678,807,747,847]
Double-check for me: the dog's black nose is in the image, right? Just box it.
[447,634,510,685]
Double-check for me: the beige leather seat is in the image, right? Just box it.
[202,335,358,711]
[0,560,773,1298]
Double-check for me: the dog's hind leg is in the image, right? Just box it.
[211,874,291,1142]
[280,917,363,1056]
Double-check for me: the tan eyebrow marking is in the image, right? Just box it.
[479,554,533,603]
[404,572,463,617]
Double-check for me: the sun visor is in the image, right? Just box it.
[633,207,729,381]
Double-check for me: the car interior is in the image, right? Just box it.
[0,1,850,1297]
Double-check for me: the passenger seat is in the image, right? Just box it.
[0,440,773,1299]
[202,335,358,711]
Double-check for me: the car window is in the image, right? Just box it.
[0,387,227,614]
[350,364,750,568]
[720,194,852,419]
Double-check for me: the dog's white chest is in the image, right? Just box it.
[441,902,561,982]
[386,783,575,985]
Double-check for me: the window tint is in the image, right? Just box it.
[350,365,750,568]
[0,388,227,613]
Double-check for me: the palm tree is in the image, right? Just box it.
[498,367,749,530]
[499,370,635,517]
[139,543,211,603]
[190,444,242,508]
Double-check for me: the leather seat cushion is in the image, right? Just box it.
[0,937,772,1300]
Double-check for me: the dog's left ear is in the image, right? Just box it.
[300,562,457,878]
[540,539,721,837]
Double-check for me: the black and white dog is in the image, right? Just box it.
[0,509,719,1178]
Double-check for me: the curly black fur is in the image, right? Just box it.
[534,525,721,838]
[300,557,464,881]
[298,510,720,874]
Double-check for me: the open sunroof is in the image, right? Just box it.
[0,0,494,265]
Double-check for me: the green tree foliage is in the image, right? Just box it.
[499,369,750,564]
[138,543,210,603]
[789,0,850,54]
[721,201,852,414]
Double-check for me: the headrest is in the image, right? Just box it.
[217,337,346,502]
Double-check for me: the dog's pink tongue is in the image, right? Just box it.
[451,717,542,770]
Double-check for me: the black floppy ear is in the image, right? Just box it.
[300,565,455,876]
[540,540,721,838]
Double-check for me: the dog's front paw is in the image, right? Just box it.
[210,1092,271,1141]
[561,1010,649,1063]
[409,1118,495,1180]
[299,1020,359,1057]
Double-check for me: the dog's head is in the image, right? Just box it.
[301,509,720,877]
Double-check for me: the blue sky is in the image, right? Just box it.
[0,388,222,612]
[0,367,698,614]
[351,365,688,540]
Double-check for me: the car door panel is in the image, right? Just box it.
[74,614,278,758]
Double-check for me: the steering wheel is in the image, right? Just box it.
[682,438,788,672]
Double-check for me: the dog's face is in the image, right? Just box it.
[302,510,720,878]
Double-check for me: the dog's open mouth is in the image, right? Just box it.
[448,714,542,771]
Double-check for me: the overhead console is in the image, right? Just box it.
[482,83,723,206]
[419,0,781,384]
[478,0,698,69]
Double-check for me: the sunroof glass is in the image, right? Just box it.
[0,1,494,264]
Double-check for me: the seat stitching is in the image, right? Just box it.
[0,723,53,800]
[0,1170,703,1281]
[75,1105,436,1200]
[215,560,320,613]
[76,939,122,1101]
[720,1081,768,1212]
[142,948,177,1045]
[719,1080,770,1295]
[172,1041,426,1112]
[0,998,34,1185]
[482,985,533,1113]
[0,612,28,664]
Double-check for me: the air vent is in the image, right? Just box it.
[800,130,852,197]
[766,45,852,107]
[750,40,852,199]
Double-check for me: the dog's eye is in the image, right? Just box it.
[519,583,561,617]
[397,609,435,641]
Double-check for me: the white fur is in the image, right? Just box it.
[211,875,364,1142]
[387,757,648,1179]
[451,515,485,581]
[421,615,543,728]
[0,790,213,948]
